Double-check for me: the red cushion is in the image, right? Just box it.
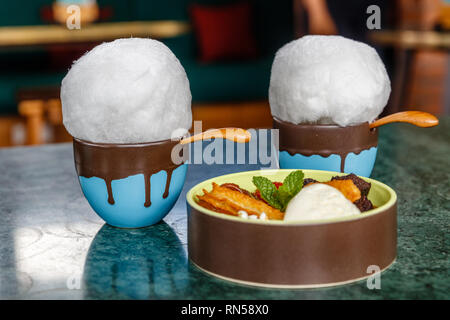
[190,2,258,62]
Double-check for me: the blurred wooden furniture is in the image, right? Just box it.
[370,30,450,49]
[370,29,450,115]
[0,116,24,147]
[0,21,190,48]
[18,100,45,145]
[369,0,450,115]
[441,2,450,29]
[192,101,272,130]
[16,87,68,145]
[17,97,272,146]
[0,20,189,146]
[18,98,69,145]
[396,0,443,30]
[1,9,283,146]
[404,51,449,115]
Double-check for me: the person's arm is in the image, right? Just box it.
[301,0,338,35]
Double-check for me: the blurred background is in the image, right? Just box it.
[0,0,448,147]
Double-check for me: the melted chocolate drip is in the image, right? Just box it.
[273,118,378,173]
[340,153,347,173]
[163,170,172,199]
[106,178,114,205]
[74,138,187,207]
[144,173,152,207]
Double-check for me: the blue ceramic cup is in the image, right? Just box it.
[274,117,378,177]
[73,138,188,228]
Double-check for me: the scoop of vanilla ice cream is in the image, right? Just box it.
[284,183,360,222]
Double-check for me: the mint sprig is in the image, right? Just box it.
[252,170,304,212]
[252,176,283,210]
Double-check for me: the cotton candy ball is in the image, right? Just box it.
[269,35,391,126]
[61,38,192,143]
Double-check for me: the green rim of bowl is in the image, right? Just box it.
[186,169,397,226]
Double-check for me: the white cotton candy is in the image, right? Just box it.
[269,35,391,126]
[61,38,192,143]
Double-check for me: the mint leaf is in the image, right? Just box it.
[276,187,292,212]
[252,176,282,210]
[277,170,304,211]
[252,170,304,212]
[281,170,304,196]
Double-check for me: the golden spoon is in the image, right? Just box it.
[180,128,251,144]
[369,111,439,129]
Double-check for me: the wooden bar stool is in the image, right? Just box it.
[18,100,46,145]
[18,98,66,145]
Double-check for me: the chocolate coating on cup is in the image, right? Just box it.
[273,117,378,172]
[73,138,187,207]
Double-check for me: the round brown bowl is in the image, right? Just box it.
[187,169,397,288]
[273,117,379,177]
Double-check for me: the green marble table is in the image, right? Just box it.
[0,119,448,299]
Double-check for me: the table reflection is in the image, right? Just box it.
[83,222,188,299]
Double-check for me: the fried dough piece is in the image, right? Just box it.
[197,183,284,220]
[305,179,361,203]
[322,179,361,203]
[197,199,236,216]
[331,173,371,196]
[220,183,255,198]
[197,191,239,216]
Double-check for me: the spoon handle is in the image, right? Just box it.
[180,128,251,145]
[369,111,439,129]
